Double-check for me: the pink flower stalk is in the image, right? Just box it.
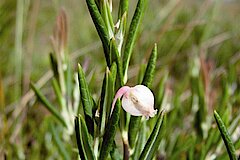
[111,85,157,119]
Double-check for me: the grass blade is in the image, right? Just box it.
[14,0,24,99]
[75,115,95,160]
[50,123,71,160]
[156,72,168,108]
[214,110,237,160]
[30,82,67,127]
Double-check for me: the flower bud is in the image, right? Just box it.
[112,85,157,119]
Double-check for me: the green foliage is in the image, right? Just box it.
[214,110,237,160]
[85,0,111,66]
[78,63,95,135]
[128,44,158,151]
[2,0,240,159]
[30,82,67,127]
[75,115,95,160]
[50,123,71,160]
[122,0,147,82]
[139,111,165,160]
[99,100,120,160]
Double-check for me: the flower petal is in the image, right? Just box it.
[122,93,143,116]
[111,86,130,114]
[112,85,157,119]
[129,85,157,118]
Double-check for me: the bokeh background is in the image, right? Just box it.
[0,0,240,159]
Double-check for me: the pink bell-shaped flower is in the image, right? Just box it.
[112,85,157,119]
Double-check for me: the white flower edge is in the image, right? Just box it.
[111,85,157,119]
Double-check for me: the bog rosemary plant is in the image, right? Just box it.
[30,0,240,160]
[74,0,165,159]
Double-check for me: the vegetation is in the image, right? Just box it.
[0,0,239,159]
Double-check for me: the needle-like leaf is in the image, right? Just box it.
[122,0,147,82]
[142,43,157,87]
[75,115,95,160]
[30,82,67,127]
[214,110,237,160]
[85,0,110,66]
[139,111,165,160]
[99,100,121,160]
[99,64,116,136]
[78,64,95,135]
[110,39,124,86]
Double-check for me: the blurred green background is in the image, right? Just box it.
[0,0,239,159]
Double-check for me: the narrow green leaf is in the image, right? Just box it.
[30,82,67,127]
[200,108,230,160]
[122,0,147,82]
[49,53,59,80]
[110,62,117,85]
[156,72,168,108]
[171,135,196,160]
[139,111,164,160]
[75,115,95,160]
[130,121,146,159]
[147,116,166,158]
[142,43,157,87]
[200,1,220,43]
[188,135,197,160]
[85,0,110,66]
[197,76,206,117]
[51,78,64,108]
[78,64,94,135]
[101,0,114,36]
[50,123,71,160]
[99,65,116,136]
[192,74,206,138]
[78,63,94,117]
[118,0,128,19]
[99,68,108,134]
[138,64,146,83]
[75,116,85,160]
[128,116,141,149]
[106,2,114,30]
[65,60,73,107]
[200,127,218,160]
[110,39,124,86]
[99,100,121,160]
[214,110,237,160]
[219,78,230,114]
